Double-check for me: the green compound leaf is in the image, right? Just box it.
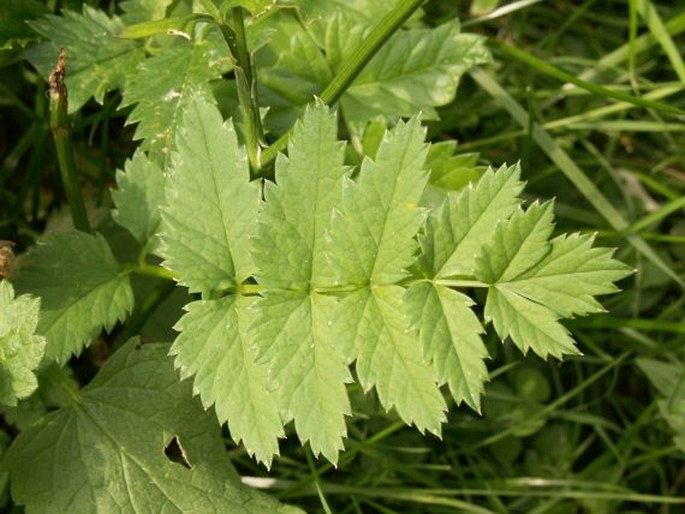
[171,295,283,467]
[502,232,634,318]
[121,36,232,161]
[0,281,46,407]
[160,94,260,296]
[258,14,489,134]
[475,202,632,359]
[24,6,144,113]
[163,99,629,464]
[12,232,133,365]
[4,340,301,514]
[421,164,524,279]
[248,291,351,462]
[324,116,446,433]
[405,283,486,412]
[111,149,166,253]
[327,116,429,285]
[250,103,351,461]
[339,20,492,130]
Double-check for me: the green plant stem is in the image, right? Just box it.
[49,48,90,233]
[111,280,177,351]
[127,262,178,282]
[260,0,425,170]
[218,8,264,174]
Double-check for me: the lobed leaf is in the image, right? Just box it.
[337,286,446,434]
[250,102,351,460]
[476,202,631,358]
[248,291,351,462]
[4,340,301,513]
[171,296,282,466]
[24,6,144,112]
[111,149,166,253]
[121,36,232,162]
[405,283,487,411]
[160,94,260,296]
[340,20,492,130]
[0,281,46,406]
[327,116,429,285]
[505,232,633,318]
[12,232,133,365]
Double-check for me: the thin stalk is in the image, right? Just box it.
[49,48,90,233]
[218,8,264,174]
[110,280,177,351]
[260,0,425,170]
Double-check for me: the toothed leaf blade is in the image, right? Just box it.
[12,232,133,365]
[4,340,300,513]
[0,281,46,406]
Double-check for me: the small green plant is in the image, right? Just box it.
[0,1,650,511]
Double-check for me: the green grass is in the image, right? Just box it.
[0,0,684,512]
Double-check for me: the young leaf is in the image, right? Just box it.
[250,102,351,461]
[12,232,133,365]
[160,94,260,296]
[0,281,46,406]
[25,6,144,112]
[111,150,166,253]
[121,36,232,160]
[4,340,301,513]
[171,295,283,466]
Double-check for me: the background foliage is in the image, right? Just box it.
[0,0,684,512]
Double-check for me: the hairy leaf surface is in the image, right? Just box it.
[12,232,133,365]
[25,6,144,112]
[0,282,46,406]
[4,340,301,513]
